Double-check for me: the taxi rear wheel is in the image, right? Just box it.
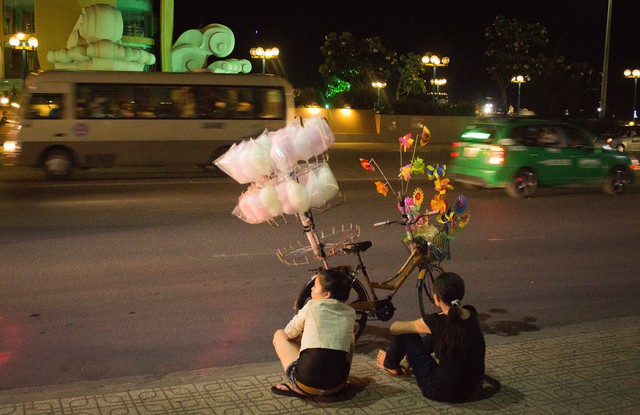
[506,168,538,198]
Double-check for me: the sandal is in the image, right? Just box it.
[376,350,408,376]
[270,383,306,398]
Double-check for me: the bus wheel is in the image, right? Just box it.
[44,149,73,179]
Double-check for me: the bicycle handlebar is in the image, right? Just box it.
[373,210,440,228]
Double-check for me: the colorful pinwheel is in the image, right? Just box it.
[435,177,454,194]
[399,133,414,152]
[413,187,424,207]
[411,157,425,175]
[427,163,446,181]
[398,164,412,181]
[420,126,431,146]
[454,195,468,214]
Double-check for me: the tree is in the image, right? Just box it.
[395,53,428,100]
[319,32,396,109]
[485,16,548,110]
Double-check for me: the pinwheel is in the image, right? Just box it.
[435,177,454,194]
[438,208,455,225]
[398,164,412,181]
[375,181,389,197]
[430,194,447,214]
[427,163,446,181]
[399,133,414,152]
[411,157,425,175]
[420,125,431,146]
[458,214,471,228]
[360,158,375,172]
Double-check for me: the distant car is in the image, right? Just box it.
[601,124,640,153]
[449,118,635,197]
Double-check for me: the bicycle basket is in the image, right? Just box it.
[409,226,451,263]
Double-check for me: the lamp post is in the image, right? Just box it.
[249,47,279,74]
[430,78,447,103]
[624,69,640,119]
[421,54,449,102]
[9,32,38,84]
[371,81,387,113]
[510,75,529,113]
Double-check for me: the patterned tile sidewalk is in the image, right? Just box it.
[0,316,638,415]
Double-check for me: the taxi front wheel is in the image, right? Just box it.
[506,168,538,198]
[603,166,630,195]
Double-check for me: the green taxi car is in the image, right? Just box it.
[449,118,635,197]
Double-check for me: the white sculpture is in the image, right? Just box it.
[47,3,156,71]
[171,24,251,73]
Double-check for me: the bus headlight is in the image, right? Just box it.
[2,140,20,154]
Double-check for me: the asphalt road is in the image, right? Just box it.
[1,147,639,391]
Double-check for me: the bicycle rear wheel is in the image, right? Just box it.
[295,274,369,340]
[417,265,443,318]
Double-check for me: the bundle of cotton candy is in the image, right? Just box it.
[298,163,340,208]
[292,123,327,161]
[269,124,300,172]
[303,115,335,150]
[274,177,311,215]
[232,184,283,224]
[214,136,272,184]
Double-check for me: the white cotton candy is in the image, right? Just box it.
[259,185,283,216]
[275,180,297,215]
[286,180,311,213]
[215,143,248,183]
[245,138,272,177]
[234,189,274,224]
[303,115,335,148]
[214,139,272,184]
[292,127,314,161]
[316,163,339,201]
[305,125,327,157]
[269,126,298,172]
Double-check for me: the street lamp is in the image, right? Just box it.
[624,69,640,119]
[430,78,447,102]
[510,75,529,113]
[9,32,38,83]
[421,54,449,102]
[249,47,279,74]
[371,81,387,113]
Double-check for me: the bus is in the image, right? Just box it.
[1,70,295,178]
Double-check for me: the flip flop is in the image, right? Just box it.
[270,383,306,398]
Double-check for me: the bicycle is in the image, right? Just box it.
[278,202,452,340]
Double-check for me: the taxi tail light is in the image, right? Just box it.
[450,142,460,158]
[488,145,505,165]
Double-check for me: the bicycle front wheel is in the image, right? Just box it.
[295,275,369,340]
[417,265,443,318]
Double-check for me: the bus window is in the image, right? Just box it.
[26,94,65,119]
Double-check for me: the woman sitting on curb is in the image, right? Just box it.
[377,272,486,402]
[272,268,356,397]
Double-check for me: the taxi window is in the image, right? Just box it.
[564,126,593,147]
[512,126,563,147]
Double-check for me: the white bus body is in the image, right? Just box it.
[2,70,295,178]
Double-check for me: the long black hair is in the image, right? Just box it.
[433,272,468,361]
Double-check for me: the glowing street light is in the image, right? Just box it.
[422,54,449,102]
[430,78,447,102]
[371,81,387,113]
[624,69,640,119]
[510,75,529,113]
[9,32,38,83]
[250,47,279,74]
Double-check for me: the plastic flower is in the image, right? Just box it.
[435,177,454,194]
[399,133,414,152]
[420,126,431,146]
[398,164,412,181]
[402,196,415,213]
[360,158,375,172]
[427,163,446,181]
[411,157,425,175]
[413,187,425,207]
[375,181,388,197]
[454,195,468,214]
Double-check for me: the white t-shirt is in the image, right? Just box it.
[284,299,356,353]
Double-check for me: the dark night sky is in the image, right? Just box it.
[173,1,639,116]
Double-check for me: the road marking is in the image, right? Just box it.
[488,236,546,241]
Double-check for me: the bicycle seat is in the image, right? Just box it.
[343,241,372,253]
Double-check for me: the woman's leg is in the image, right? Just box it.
[273,329,300,372]
[384,333,438,395]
